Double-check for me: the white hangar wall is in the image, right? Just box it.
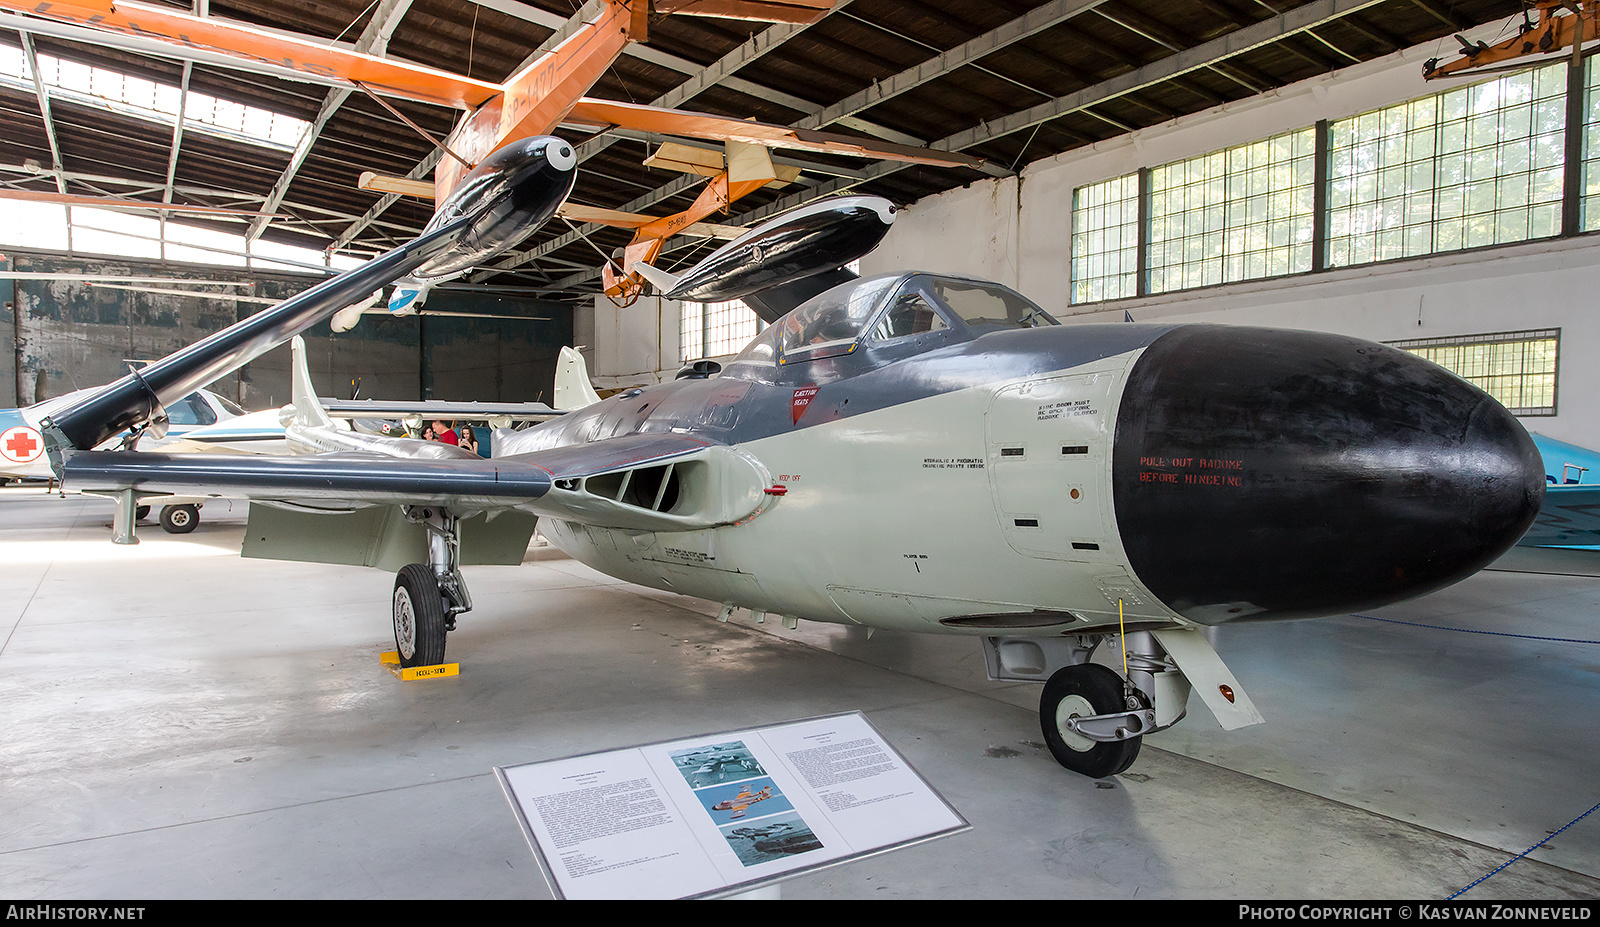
[866,27,1600,447]
[586,295,684,390]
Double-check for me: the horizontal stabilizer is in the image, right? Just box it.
[1520,484,1600,547]
[631,262,682,294]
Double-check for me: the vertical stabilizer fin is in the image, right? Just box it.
[554,346,603,410]
[287,336,337,431]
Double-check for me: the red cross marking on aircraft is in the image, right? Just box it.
[3,427,41,461]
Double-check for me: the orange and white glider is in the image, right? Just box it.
[0,0,981,303]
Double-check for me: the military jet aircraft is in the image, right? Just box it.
[36,159,1544,779]
[712,787,775,820]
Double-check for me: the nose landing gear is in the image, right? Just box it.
[986,629,1224,778]
[1039,662,1151,778]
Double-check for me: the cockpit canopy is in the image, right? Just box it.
[733,273,1058,369]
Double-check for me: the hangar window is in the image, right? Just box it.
[1070,62,1595,306]
[681,299,762,363]
[1146,128,1316,294]
[1581,57,1600,232]
[1389,329,1559,416]
[680,261,859,362]
[1071,173,1139,303]
[0,44,310,151]
[1327,63,1565,267]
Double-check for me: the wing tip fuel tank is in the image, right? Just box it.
[42,136,578,456]
[657,195,895,304]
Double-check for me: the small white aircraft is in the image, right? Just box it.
[36,150,1545,779]
[1,385,261,532]
[1,386,251,478]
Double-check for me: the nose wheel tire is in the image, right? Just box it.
[159,504,198,534]
[1040,663,1143,778]
[393,563,448,668]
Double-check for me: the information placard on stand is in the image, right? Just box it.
[495,711,970,899]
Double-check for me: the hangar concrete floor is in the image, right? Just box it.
[2,485,1598,901]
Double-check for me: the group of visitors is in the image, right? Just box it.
[420,420,482,456]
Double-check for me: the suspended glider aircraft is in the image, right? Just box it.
[38,189,1544,779]
[0,0,982,308]
[1423,1,1600,80]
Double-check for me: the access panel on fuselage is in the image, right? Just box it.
[986,372,1120,562]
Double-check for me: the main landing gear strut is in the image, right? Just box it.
[392,506,472,668]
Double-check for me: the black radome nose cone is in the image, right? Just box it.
[1112,326,1544,624]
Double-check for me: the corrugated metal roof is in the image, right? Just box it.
[0,0,1528,298]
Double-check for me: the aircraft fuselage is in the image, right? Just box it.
[501,296,1542,639]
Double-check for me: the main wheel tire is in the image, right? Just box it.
[393,563,448,668]
[1039,663,1142,778]
[159,504,198,534]
[135,505,150,520]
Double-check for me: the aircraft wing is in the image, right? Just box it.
[60,431,775,532]
[564,99,985,169]
[318,399,563,423]
[1518,484,1600,548]
[0,0,501,109]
